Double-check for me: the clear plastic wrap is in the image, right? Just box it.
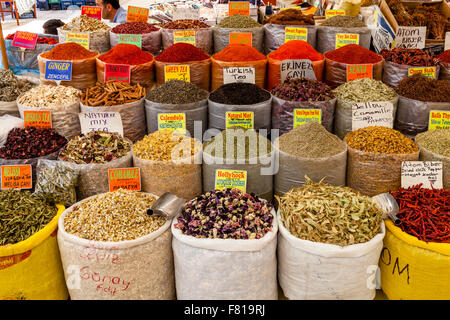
[208,97,272,131]
[144,99,208,136]
[266,56,324,90]
[0,115,23,146]
[334,96,399,139]
[133,148,202,200]
[0,101,19,117]
[323,57,383,88]
[263,24,317,54]
[211,57,267,90]
[57,27,111,54]
[417,145,450,189]
[80,98,146,142]
[439,61,450,81]
[110,28,162,54]
[17,99,81,140]
[96,58,155,88]
[161,28,213,54]
[155,59,211,91]
[213,27,264,53]
[172,211,278,300]
[382,61,441,88]
[58,203,175,300]
[38,53,98,90]
[316,26,371,54]
[202,150,275,202]
[346,145,419,197]
[394,95,450,137]
[274,144,347,195]
[277,212,385,300]
[272,95,336,135]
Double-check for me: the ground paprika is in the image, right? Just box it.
[41,42,96,60]
[155,43,209,62]
[213,44,266,62]
[324,44,381,64]
[99,43,154,65]
[268,40,323,61]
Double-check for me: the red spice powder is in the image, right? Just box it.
[156,43,209,62]
[268,40,323,61]
[325,44,382,64]
[41,42,96,60]
[213,44,266,62]
[437,50,450,63]
[99,43,154,65]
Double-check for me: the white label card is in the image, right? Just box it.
[394,26,426,49]
[401,161,443,189]
[352,102,394,131]
[79,112,124,136]
[280,59,316,82]
[172,7,200,20]
[223,67,255,84]
[445,32,450,51]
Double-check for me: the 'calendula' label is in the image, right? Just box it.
[164,65,190,82]
[215,169,247,193]
[429,110,450,130]
[157,113,186,133]
[226,112,254,129]
[335,33,359,49]
[285,27,307,43]
[293,109,321,128]
[24,110,52,129]
[108,168,141,192]
[1,165,32,190]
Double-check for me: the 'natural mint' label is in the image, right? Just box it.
[225,112,254,129]
[351,102,394,131]
[157,113,186,134]
[429,110,450,130]
[401,161,443,189]
[215,169,247,193]
[79,112,124,136]
[45,61,72,81]
[293,109,321,128]
[223,67,255,84]
[280,59,316,82]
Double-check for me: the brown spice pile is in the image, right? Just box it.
[395,74,450,102]
[264,9,314,25]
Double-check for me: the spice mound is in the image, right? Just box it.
[437,50,450,63]
[395,74,450,102]
[264,8,314,25]
[320,15,366,27]
[344,126,418,154]
[217,15,261,28]
[111,22,159,34]
[277,178,383,246]
[18,85,81,109]
[209,83,271,105]
[325,44,381,64]
[155,43,209,63]
[380,48,438,66]
[82,81,145,106]
[0,190,58,245]
[268,40,323,61]
[0,127,67,159]
[175,188,274,239]
[146,80,208,104]
[204,128,271,160]
[59,131,132,164]
[415,129,450,157]
[272,78,334,101]
[333,78,397,102]
[64,189,165,242]
[279,121,345,158]
[41,42,97,60]
[0,70,35,102]
[99,43,154,65]
[61,15,110,32]
[391,185,450,243]
[162,19,210,29]
[133,130,201,162]
[213,44,266,62]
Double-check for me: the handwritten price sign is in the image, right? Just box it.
[127,6,149,23]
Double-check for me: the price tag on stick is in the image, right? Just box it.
[293,109,321,128]
[79,112,124,136]
[157,113,186,134]
[394,26,426,49]
[66,32,90,50]
[229,33,252,46]
[285,27,307,43]
[408,66,436,79]
[12,31,38,49]
[401,161,443,189]
[325,10,345,19]
[108,168,141,192]
[1,165,32,190]
[346,64,373,81]
[173,30,196,46]
[226,112,254,129]
[335,33,359,49]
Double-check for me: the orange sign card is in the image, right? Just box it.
[346,64,373,81]
[23,110,52,129]
[229,1,250,16]
[126,6,149,23]
[229,33,252,46]
[108,168,141,192]
[1,165,32,190]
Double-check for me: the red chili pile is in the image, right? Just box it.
[155,43,209,63]
[391,185,450,243]
[6,33,58,45]
[99,43,153,65]
[380,48,438,66]
[111,22,159,34]
[325,44,382,64]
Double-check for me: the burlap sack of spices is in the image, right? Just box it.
[438,61,450,81]
[58,28,111,54]
[161,28,213,54]
[213,27,264,53]
[324,57,383,88]
[382,61,441,88]
[110,28,162,54]
[264,24,317,54]
[155,59,211,91]
[315,26,371,54]
[96,58,155,88]
[172,210,278,300]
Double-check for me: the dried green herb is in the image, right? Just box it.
[0,70,34,102]
[146,80,208,104]
[217,15,261,28]
[415,129,450,157]
[333,78,397,102]
[320,15,366,28]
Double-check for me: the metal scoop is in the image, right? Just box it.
[372,193,401,226]
[146,192,186,219]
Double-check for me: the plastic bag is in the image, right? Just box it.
[155,59,211,91]
[202,150,275,202]
[334,96,399,139]
[263,24,317,54]
[438,61,450,81]
[38,53,98,90]
[96,58,155,88]
[110,28,162,54]
[266,56,324,90]
[417,144,450,189]
[213,27,264,53]
[34,159,79,207]
[57,198,175,300]
[0,101,19,117]
[395,95,450,137]
[161,27,213,54]
[382,61,441,88]
[58,27,111,54]
[133,149,202,200]
[0,115,24,146]
[278,212,385,300]
[208,96,272,131]
[274,145,347,195]
[144,98,208,137]
[380,220,450,300]
[0,205,68,300]
[324,57,383,88]
[346,145,419,197]
[316,26,371,54]
[211,57,267,90]
[18,99,81,140]
[80,98,146,143]
[172,210,278,300]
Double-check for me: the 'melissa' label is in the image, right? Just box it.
[293,109,321,128]
[352,102,394,131]
[408,66,436,79]
[164,65,190,82]
[346,64,373,81]
[280,59,316,82]
[428,110,450,130]
[284,27,307,43]
[108,168,141,192]
[215,169,247,193]
[104,64,131,83]
[335,34,359,49]
[45,61,72,81]
[401,161,443,189]
[79,112,124,136]
[223,67,255,84]
[157,113,186,133]
[24,110,52,129]
[226,112,254,129]
[1,165,32,190]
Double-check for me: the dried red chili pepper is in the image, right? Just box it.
[380,48,438,66]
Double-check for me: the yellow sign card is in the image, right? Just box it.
[293,109,321,128]
[157,113,186,134]
[214,169,247,193]
[173,30,196,46]
[225,112,254,129]
[429,111,450,130]
[325,10,345,19]
[408,67,436,79]
[66,32,90,50]
[164,65,190,82]
[335,33,359,49]
[285,27,307,43]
